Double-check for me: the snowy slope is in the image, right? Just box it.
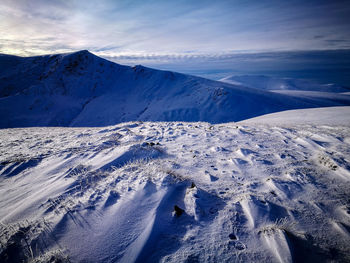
[238,106,350,126]
[1,51,350,128]
[1,114,350,262]
[220,75,350,93]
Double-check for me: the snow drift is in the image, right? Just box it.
[1,113,350,262]
[1,50,350,128]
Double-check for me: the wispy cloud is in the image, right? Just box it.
[0,0,350,57]
[127,49,350,87]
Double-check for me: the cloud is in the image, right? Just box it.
[313,35,325,39]
[99,49,350,74]
[0,0,350,56]
[118,49,350,86]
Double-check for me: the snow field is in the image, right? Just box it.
[1,120,350,262]
[238,106,350,126]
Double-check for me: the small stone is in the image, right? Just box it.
[235,241,246,250]
[229,233,237,240]
[209,207,218,214]
[174,205,184,217]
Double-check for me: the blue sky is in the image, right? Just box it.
[1,0,349,83]
[1,0,349,56]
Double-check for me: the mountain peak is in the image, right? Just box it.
[68,49,95,58]
[62,49,105,67]
[76,49,91,55]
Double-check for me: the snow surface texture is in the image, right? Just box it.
[1,51,350,128]
[1,114,350,262]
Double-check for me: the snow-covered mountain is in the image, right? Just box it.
[1,50,350,128]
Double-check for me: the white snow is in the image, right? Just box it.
[1,112,350,262]
[1,51,350,262]
[238,106,350,126]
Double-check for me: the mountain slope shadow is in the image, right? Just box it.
[285,231,340,262]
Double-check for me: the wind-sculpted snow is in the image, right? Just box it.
[0,118,350,262]
[1,50,350,128]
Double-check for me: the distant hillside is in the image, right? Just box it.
[0,50,350,128]
[220,75,350,93]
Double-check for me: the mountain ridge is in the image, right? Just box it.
[1,50,349,128]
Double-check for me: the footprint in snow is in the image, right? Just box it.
[255,159,274,165]
[237,148,257,156]
[228,240,246,251]
[210,174,219,182]
[210,165,218,171]
[232,158,249,166]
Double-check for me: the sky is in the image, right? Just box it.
[1,0,350,83]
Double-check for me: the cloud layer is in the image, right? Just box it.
[1,0,350,58]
